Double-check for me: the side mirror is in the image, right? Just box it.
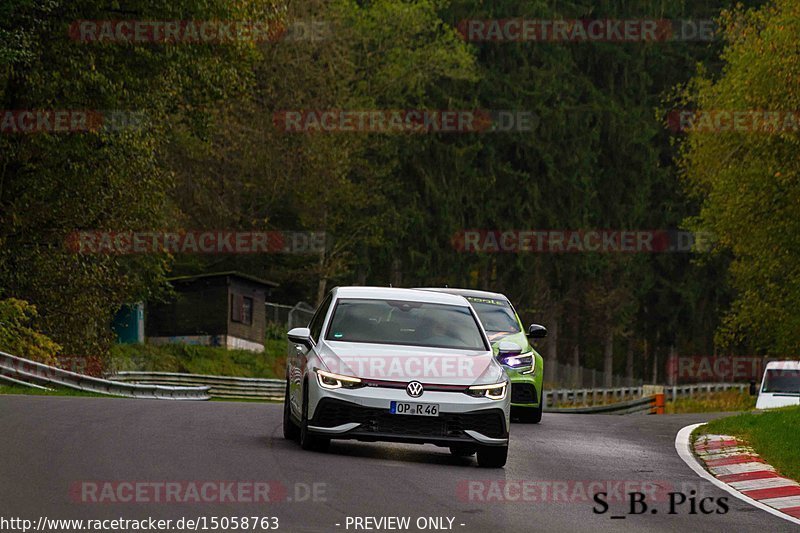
[527,324,547,339]
[497,341,523,356]
[288,327,313,349]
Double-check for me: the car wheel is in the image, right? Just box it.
[449,446,476,457]
[282,379,300,440]
[477,445,508,468]
[517,402,543,424]
[299,383,330,452]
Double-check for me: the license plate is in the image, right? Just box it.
[390,401,439,416]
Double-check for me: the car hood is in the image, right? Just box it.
[317,341,504,386]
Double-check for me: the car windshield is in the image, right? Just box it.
[762,369,800,394]
[466,297,521,334]
[325,298,487,350]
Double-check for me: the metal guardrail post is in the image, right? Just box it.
[652,393,665,415]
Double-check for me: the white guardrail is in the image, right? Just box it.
[1,352,750,410]
[109,371,285,400]
[545,395,657,415]
[0,352,211,400]
[543,383,749,408]
[107,371,751,413]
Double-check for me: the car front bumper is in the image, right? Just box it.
[307,382,510,447]
[505,365,543,408]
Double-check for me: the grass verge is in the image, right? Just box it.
[0,384,278,402]
[110,341,286,379]
[666,390,756,414]
[2,340,288,401]
[695,406,800,481]
[0,385,106,398]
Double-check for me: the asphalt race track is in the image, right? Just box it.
[1,395,794,533]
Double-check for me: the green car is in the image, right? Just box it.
[422,288,546,423]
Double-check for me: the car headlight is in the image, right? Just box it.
[499,351,534,373]
[316,369,364,390]
[466,381,508,400]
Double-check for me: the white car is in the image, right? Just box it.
[282,286,511,467]
[755,360,800,410]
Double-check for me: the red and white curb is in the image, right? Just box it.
[676,423,800,526]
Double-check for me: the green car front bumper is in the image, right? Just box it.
[505,351,544,408]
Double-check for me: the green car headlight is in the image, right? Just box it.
[499,351,534,374]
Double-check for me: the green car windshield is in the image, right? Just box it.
[466,297,521,335]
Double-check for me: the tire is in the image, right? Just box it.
[449,446,477,457]
[517,403,543,424]
[282,379,300,440]
[477,445,508,468]
[299,383,330,452]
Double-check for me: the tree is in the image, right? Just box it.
[0,0,281,354]
[0,298,61,364]
[679,0,800,354]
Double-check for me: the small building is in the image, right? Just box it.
[145,272,278,352]
[112,302,145,344]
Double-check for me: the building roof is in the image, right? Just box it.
[167,271,279,288]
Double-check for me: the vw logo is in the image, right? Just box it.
[406,381,424,398]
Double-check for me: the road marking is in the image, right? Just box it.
[705,455,765,467]
[675,423,800,526]
[709,461,775,475]
[782,507,800,519]
[694,438,739,451]
[717,470,779,483]
[758,495,800,508]
[729,477,800,491]
[695,447,754,459]
[743,486,800,500]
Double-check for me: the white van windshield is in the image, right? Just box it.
[762,369,800,394]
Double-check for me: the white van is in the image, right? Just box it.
[755,361,800,410]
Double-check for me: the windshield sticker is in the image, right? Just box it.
[466,296,505,306]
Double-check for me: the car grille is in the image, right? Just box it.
[511,383,537,403]
[312,399,506,439]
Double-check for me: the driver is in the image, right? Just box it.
[425,315,454,346]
